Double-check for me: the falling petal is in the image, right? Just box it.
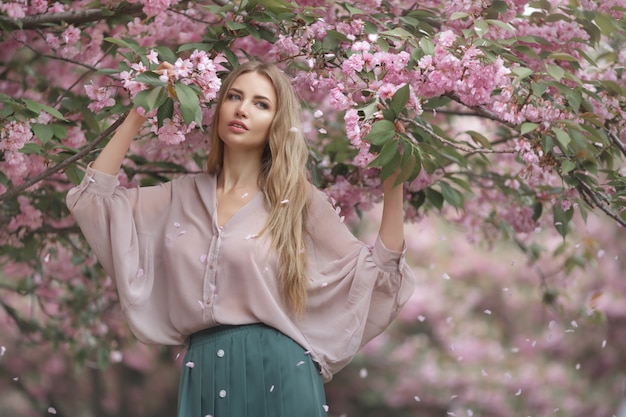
[44,253,51,263]
[200,254,207,263]
[481,369,488,376]
[602,340,607,348]
[48,408,57,415]
[244,234,259,240]
[280,199,289,204]
[319,128,327,134]
[484,310,492,315]
[442,273,451,280]
[178,230,186,237]
[360,368,368,378]
[468,410,474,417]
[0,346,5,356]
[186,361,195,368]
[418,315,426,322]
[174,222,181,228]
[289,127,299,132]
[241,192,249,198]
[414,396,421,402]
[296,361,305,366]
[314,110,324,118]
[323,405,329,412]
[575,363,580,370]
[13,377,19,381]
[198,300,205,309]
[515,389,522,396]
[321,282,328,288]
[270,385,275,392]
[136,269,144,278]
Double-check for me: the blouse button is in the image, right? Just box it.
[217,349,225,358]
[209,263,215,269]
[219,389,227,398]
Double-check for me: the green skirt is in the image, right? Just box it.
[177,323,328,417]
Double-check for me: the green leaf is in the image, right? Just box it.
[64,164,84,185]
[511,67,533,80]
[560,159,576,174]
[153,46,177,64]
[450,12,470,20]
[486,19,516,34]
[440,181,464,208]
[134,87,167,112]
[380,151,401,182]
[156,97,175,127]
[19,143,43,155]
[520,122,539,135]
[135,71,167,86]
[226,20,248,31]
[23,99,66,120]
[31,123,53,144]
[420,37,435,55]
[358,101,379,120]
[552,126,571,149]
[553,202,573,238]
[368,139,399,168]
[425,188,444,210]
[364,120,396,147]
[474,20,489,38]
[466,130,492,148]
[398,143,421,184]
[343,3,365,15]
[389,84,410,116]
[175,83,201,126]
[546,64,565,81]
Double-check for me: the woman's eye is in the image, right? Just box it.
[227,93,241,101]
[256,102,269,110]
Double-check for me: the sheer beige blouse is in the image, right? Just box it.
[66,166,415,382]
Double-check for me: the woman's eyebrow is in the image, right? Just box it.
[229,87,273,103]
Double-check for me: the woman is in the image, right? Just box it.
[67,60,415,417]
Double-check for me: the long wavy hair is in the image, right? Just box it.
[206,61,310,314]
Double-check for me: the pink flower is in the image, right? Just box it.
[146,49,159,65]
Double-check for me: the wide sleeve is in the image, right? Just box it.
[299,186,416,380]
[65,166,173,309]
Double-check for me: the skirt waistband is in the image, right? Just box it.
[188,323,271,345]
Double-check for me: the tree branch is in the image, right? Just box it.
[0,3,145,30]
[0,112,129,203]
[576,182,626,228]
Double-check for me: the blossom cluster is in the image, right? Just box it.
[119,49,223,144]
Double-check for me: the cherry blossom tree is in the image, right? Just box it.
[1,0,625,415]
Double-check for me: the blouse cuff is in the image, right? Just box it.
[77,164,120,196]
[372,235,406,272]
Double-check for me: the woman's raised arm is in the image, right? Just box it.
[91,108,147,175]
[378,174,405,252]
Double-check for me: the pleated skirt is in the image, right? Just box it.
[177,323,328,417]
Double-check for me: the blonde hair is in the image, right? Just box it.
[206,61,310,314]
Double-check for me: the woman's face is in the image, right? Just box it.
[217,71,277,154]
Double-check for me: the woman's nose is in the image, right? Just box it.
[235,102,248,118]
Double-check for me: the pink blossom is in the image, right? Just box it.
[155,118,186,145]
[146,49,159,65]
[61,26,81,44]
[84,83,116,112]
[0,120,33,152]
[1,2,26,19]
